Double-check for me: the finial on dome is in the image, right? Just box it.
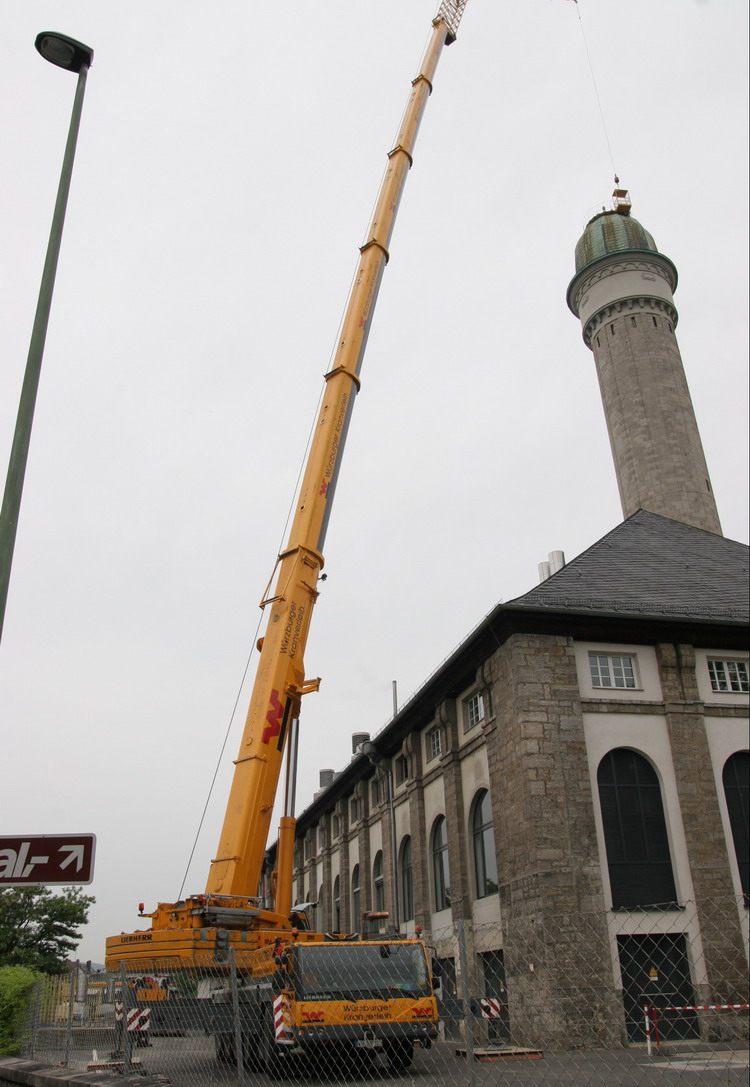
[612,183,631,216]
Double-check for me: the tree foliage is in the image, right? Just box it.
[0,965,39,1055]
[0,887,94,975]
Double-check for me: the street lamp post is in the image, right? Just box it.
[0,32,94,644]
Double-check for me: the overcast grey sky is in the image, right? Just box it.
[1,0,747,963]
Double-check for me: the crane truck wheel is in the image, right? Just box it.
[384,1038,414,1072]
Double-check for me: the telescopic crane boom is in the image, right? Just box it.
[107,0,468,969]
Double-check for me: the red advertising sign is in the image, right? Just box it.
[0,834,96,886]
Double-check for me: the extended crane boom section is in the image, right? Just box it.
[107,8,466,1027]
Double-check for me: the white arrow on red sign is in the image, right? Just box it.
[0,834,96,886]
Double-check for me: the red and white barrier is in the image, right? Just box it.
[644,1003,748,1055]
[113,1003,151,1032]
[480,998,504,1020]
[127,1007,151,1033]
[273,995,294,1045]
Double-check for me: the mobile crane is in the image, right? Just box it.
[106,1,468,1073]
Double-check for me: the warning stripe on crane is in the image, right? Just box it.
[273,995,294,1044]
[480,998,504,1019]
[114,1002,123,1022]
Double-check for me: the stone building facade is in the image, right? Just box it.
[271,513,748,1047]
[265,196,749,1048]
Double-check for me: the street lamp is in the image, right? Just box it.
[0,32,94,644]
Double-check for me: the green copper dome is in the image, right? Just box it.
[574,210,658,274]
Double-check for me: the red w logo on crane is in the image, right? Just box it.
[262,689,284,745]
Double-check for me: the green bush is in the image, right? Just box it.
[0,965,39,1056]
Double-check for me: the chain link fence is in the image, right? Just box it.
[8,899,748,1085]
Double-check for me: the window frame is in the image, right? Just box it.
[589,652,639,691]
[351,864,361,928]
[373,850,385,912]
[426,726,442,762]
[597,748,678,910]
[431,815,451,911]
[708,659,750,695]
[722,752,749,903]
[399,836,414,922]
[333,875,341,931]
[472,788,498,899]
[464,691,485,732]
[395,754,409,786]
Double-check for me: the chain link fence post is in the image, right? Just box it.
[118,961,134,1073]
[61,961,77,1066]
[229,946,247,1082]
[25,977,43,1060]
[457,918,477,1087]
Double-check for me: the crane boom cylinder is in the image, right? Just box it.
[106,2,468,972]
[204,11,458,904]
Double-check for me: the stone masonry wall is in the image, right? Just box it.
[590,303,721,534]
[656,643,748,1009]
[487,632,622,1047]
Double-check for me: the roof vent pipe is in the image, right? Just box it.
[538,561,551,583]
[352,732,370,755]
[319,769,335,789]
[548,550,566,573]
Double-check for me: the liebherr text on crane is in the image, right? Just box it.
[106,1,468,1075]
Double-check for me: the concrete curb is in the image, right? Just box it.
[0,1056,170,1085]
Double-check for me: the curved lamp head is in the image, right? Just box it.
[35,32,94,73]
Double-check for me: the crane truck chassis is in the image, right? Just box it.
[106,1,467,1075]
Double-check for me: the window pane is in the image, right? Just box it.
[432,816,450,911]
[597,749,677,908]
[723,752,750,899]
[400,837,413,921]
[473,789,498,898]
[590,653,637,689]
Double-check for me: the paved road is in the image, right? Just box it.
[28,1035,750,1086]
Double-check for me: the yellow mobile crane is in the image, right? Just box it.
[107,1,467,1073]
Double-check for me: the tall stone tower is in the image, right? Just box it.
[567,191,722,535]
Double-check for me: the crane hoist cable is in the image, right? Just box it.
[176,380,327,902]
[571,0,619,181]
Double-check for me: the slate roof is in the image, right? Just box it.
[507,510,749,623]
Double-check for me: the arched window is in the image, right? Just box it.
[333,875,341,931]
[472,789,498,898]
[399,836,414,922]
[597,749,677,909]
[373,851,385,912]
[431,816,451,911]
[723,752,749,901]
[351,865,361,928]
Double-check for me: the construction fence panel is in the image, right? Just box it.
[9,899,748,1085]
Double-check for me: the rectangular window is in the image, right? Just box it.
[332,815,340,839]
[350,797,359,823]
[371,778,381,806]
[426,726,442,761]
[589,653,637,690]
[395,754,409,785]
[708,659,749,694]
[465,692,485,731]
